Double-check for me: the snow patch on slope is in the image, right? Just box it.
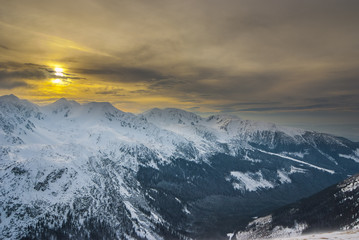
[289,166,308,174]
[280,151,308,159]
[277,170,291,184]
[339,149,359,163]
[230,171,274,191]
[257,149,335,174]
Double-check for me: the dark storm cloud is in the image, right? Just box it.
[0,79,28,89]
[0,62,46,70]
[95,89,127,97]
[95,90,122,95]
[239,94,359,112]
[148,78,185,90]
[163,71,284,99]
[129,89,152,94]
[188,107,200,110]
[76,66,167,83]
[210,101,281,112]
[238,93,359,112]
[0,61,84,84]
[179,99,202,104]
[304,94,359,107]
[0,45,9,50]
[312,70,359,95]
[0,69,47,80]
[84,63,287,99]
[240,104,332,112]
[0,62,48,89]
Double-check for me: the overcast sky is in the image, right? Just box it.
[0,0,358,140]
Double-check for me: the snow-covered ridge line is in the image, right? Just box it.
[257,149,335,174]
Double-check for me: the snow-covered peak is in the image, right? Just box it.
[141,107,310,153]
[143,107,203,125]
[0,94,39,111]
[206,114,241,123]
[0,94,20,102]
[143,107,303,137]
[0,96,350,157]
[42,99,129,122]
[0,97,192,159]
[0,94,41,119]
[51,98,80,107]
[83,101,122,115]
[42,98,81,115]
[0,95,42,144]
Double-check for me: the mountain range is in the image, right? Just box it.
[1,94,359,239]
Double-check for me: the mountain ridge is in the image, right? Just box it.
[1,94,358,239]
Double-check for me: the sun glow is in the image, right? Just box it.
[51,67,68,85]
[54,67,63,73]
[52,78,63,84]
[54,67,64,77]
[55,72,64,77]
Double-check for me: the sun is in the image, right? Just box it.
[54,67,63,72]
[49,66,72,85]
[54,67,64,77]
[51,67,66,85]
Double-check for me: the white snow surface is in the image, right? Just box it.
[230,171,274,191]
[0,97,182,239]
[235,215,307,240]
[339,175,359,193]
[142,108,306,155]
[289,166,308,174]
[280,151,308,159]
[0,95,356,239]
[271,229,359,240]
[277,170,292,184]
[257,149,335,174]
[339,149,359,163]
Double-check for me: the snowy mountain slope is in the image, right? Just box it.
[142,108,357,163]
[0,97,195,239]
[142,109,305,155]
[0,94,43,145]
[235,174,359,240]
[1,95,359,239]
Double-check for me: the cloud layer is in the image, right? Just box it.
[0,0,358,140]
